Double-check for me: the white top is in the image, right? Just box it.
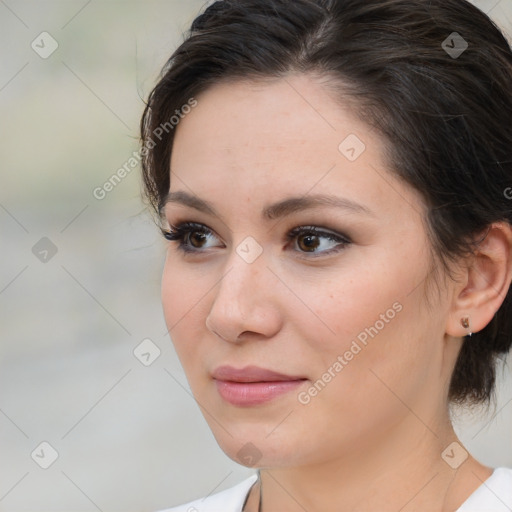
[161,467,512,512]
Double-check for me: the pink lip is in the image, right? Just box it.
[212,365,307,406]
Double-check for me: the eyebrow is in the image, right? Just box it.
[161,190,374,220]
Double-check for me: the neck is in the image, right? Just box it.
[254,414,491,512]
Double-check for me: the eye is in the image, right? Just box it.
[163,222,222,253]
[287,226,351,257]
[163,221,351,258]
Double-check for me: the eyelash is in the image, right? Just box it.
[162,221,352,258]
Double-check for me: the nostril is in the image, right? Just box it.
[212,329,226,341]
[206,320,229,341]
[208,325,250,344]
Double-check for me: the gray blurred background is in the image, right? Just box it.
[1,1,511,511]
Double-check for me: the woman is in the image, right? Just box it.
[141,0,512,510]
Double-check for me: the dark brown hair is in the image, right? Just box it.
[140,0,512,407]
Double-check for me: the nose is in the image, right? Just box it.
[205,249,283,343]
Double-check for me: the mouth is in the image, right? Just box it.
[211,365,308,406]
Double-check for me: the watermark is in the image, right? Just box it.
[31,441,59,469]
[298,301,403,405]
[236,442,263,467]
[339,134,366,162]
[32,237,58,263]
[441,32,468,59]
[93,151,142,200]
[93,98,198,200]
[31,32,59,59]
[504,187,512,200]
[133,338,161,367]
[236,236,263,264]
[441,441,468,469]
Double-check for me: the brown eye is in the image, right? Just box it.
[188,231,208,248]
[164,222,223,253]
[287,226,351,257]
[297,234,321,252]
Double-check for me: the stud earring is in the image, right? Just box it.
[461,317,472,337]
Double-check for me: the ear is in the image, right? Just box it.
[446,222,512,337]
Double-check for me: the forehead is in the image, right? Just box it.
[173,75,353,162]
[169,74,424,220]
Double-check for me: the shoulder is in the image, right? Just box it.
[157,473,258,512]
[457,467,512,512]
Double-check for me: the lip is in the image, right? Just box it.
[212,365,307,406]
[212,365,306,382]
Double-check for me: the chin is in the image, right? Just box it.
[205,420,312,469]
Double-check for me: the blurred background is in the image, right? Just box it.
[1,1,511,511]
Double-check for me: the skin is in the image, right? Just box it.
[161,74,512,511]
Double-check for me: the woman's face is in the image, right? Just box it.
[162,74,456,468]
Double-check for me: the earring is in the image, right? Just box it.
[460,317,472,337]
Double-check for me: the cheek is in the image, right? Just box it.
[295,252,433,394]
[291,259,407,354]
[161,255,207,365]
[292,293,430,457]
